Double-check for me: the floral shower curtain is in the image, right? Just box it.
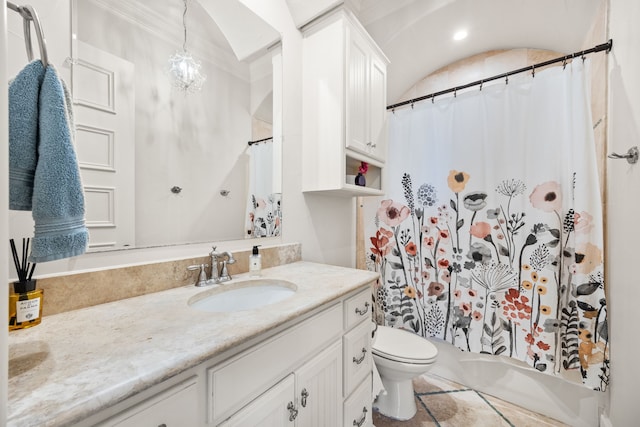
[245,142,282,238]
[364,60,609,390]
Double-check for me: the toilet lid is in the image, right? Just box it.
[373,326,438,364]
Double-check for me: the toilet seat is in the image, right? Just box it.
[372,326,438,364]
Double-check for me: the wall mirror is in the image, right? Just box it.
[9,0,283,258]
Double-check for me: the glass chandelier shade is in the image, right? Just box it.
[169,0,206,92]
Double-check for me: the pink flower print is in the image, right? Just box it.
[428,281,445,297]
[370,228,395,261]
[472,311,483,321]
[574,211,594,235]
[441,270,451,283]
[459,302,472,316]
[424,236,435,248]
[470,221,492,239]
[529,181,562,212]
[454,290,462,299]
[378,200,410,227]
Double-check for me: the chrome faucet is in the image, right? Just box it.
[209,246,236,283]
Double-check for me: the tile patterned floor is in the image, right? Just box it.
[372,373,570,427]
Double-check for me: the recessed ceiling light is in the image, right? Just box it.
[453,30,468,41]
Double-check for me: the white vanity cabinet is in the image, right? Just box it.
[213,286,373,427]
[86,285,374,427]
[219,342,342,427]
[302,7,389,196]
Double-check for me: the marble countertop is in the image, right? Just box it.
[8,261,378,426]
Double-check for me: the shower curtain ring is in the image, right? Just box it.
[531,65,535,78]
[479,80,483,91]
[454,88,457,97]
[505,74,509,85]
[431,96,435,104]
[563,58,567,70]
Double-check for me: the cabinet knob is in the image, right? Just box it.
[300,388,309,407]
[353,347,367,365]
[355,302,370,316]
[353,406,368,426]
[287,401,298,421]
[366,142,377,149]
[158,424,167,427]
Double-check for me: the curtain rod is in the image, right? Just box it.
[387,39,613,111]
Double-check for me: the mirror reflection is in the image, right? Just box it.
[9,0,282,252]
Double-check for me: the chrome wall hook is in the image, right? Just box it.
[608,146,639,164]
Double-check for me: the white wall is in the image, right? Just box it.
[606,0,640,425]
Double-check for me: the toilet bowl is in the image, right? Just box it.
[372,325,438,420]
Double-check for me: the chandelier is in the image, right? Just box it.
[168,0,206,92]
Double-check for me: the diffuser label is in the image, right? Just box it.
[17,298,41,323]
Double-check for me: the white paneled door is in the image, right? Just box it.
[72,41,135,250]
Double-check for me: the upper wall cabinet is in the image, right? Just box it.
[302,7,389,196]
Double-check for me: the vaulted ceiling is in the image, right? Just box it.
[353,0,604,102]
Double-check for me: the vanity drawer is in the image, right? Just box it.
[208,303,342,424]
[343,374,372,427]
[344,287,372,331]
[343,318,372,397]
[99,377,198,427]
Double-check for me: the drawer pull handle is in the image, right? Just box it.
[355,302,370,316]
[158,425,167,427]
[353,406,368,426]
[287,401,298,421]
[353,347,367,365]
[301,388,309,407]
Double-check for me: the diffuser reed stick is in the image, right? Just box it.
[9,238,36,282]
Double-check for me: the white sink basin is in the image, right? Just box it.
[188,279,297,313]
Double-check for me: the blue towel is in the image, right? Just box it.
[9,60,46,210]
[30,65,89,262]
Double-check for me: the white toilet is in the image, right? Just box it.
[372,325,438,420]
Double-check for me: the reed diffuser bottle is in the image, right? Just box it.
[9,238,42,330]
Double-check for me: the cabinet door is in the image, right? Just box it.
[346,28,370,155]
[296,340,342,427]
[368,54,387,161]
[219,375,295,427]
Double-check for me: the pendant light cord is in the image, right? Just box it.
[182,0,188,52]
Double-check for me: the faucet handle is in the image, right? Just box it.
[219,260,232,282]
[187,264,209,287]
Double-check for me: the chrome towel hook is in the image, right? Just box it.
[608,146,639,164]
[6,2,49,67]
